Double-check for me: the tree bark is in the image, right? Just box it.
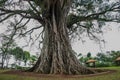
[29,0,95,75]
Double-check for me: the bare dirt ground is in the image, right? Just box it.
[1,68,117,78]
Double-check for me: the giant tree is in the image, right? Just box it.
[0,0,120,74]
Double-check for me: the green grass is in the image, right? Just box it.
[0,69,10,73]
[0,67,120,80]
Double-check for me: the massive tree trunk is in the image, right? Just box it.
[29,0,95,75]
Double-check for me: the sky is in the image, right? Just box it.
[0,22,120,57]
[72,22,120,56]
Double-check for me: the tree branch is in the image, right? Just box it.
[20,26,42,36]
[0,8,44,25]
[67,3,120,28]
[0,13,14,22]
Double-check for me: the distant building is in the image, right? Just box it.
[115,57,120,66]
[86,59,96,68]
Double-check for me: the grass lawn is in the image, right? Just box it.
[0,67,120,80]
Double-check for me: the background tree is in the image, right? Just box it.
[109,51,120,61]
[87,52,92,59]
[11,47,24,66]
[0,34,16,68]
[95,52,113,67]
[78,52,94,65]
[29,55,38,67]
[23,51,30,66]
[77,53,84,63]
[0,0,120,74]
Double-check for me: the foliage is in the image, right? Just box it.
[96,52,112,62]
[95,51,120,67]
[29,55,38,66]
[79,50,120,67]
[108,51,120,61]
[23,51,30,66]
[95,62,112,67]
[87,52,92,58]
[79,52,93,63]
[10,47,32,68]
[11,47,24,63]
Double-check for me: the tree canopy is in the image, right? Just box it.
[0,0,120,42]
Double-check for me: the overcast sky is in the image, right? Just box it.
[72,22,120,56]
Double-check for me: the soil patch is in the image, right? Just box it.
[1,68,117,78]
